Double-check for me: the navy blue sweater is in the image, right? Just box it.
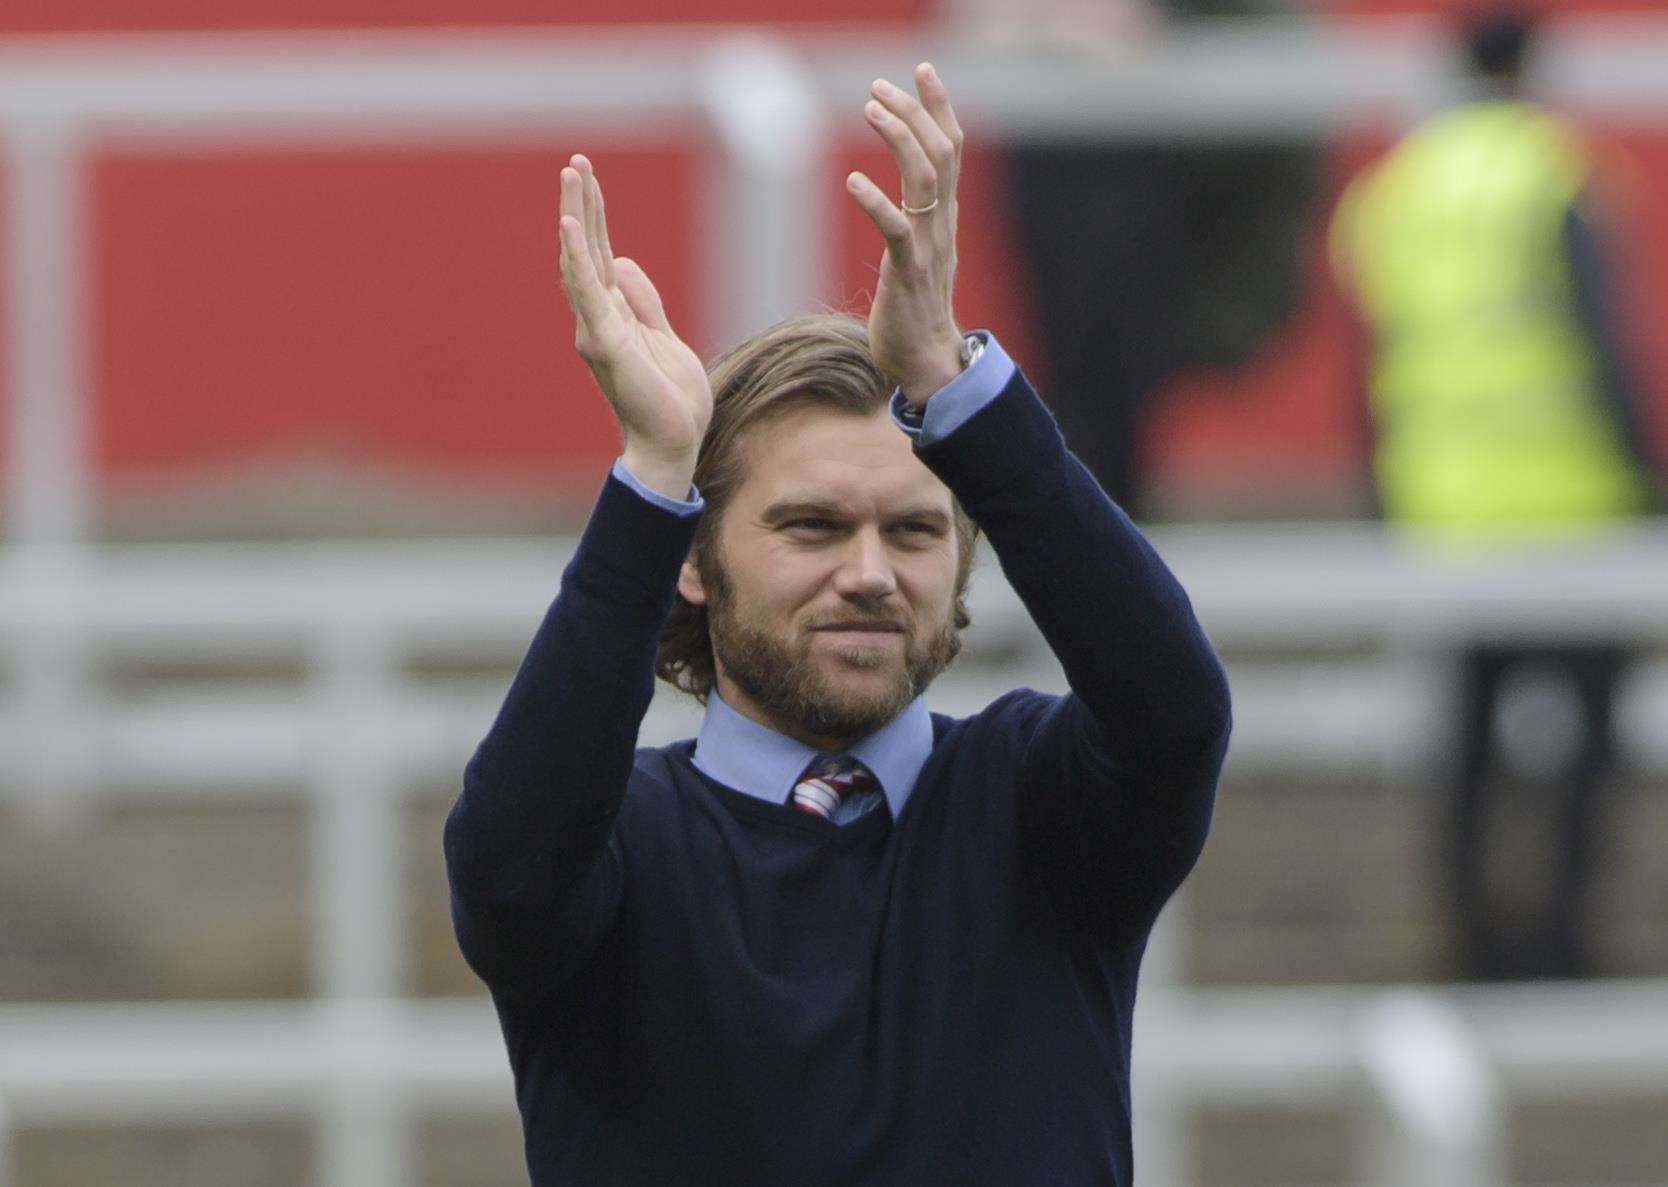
[444,362,1231,1186]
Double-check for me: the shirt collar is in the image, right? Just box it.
[691,688,932,821]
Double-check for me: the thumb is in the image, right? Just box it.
[615,258,672,334]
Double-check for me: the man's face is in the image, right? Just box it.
[678,403,963,749]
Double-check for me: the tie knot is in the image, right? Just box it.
[791,754,878,820]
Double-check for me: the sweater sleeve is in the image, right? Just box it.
[1562,199,1664,506]
[912,361,1231,944]
[443,470,701,996]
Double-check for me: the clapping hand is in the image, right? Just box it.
[557,154,712,499]
[844,63,968,406]
[556,61,967,479]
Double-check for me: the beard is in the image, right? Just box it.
[703,561,963,744]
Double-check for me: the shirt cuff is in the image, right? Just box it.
[888,331,1017,447]
[610,457,704,517]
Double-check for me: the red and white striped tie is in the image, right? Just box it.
[791,755,878,821]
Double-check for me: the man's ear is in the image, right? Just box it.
[677,557,707,606]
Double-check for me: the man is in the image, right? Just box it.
[965,0,1318,517]
[1330,8,1661,979]
[445,62,1230,1185]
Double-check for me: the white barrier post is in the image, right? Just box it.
[316,1001,410,1187]
[1360,991,1506,1187]
[0,1091,11,1187]
[696,34,830,355]
[2,115,89,549]
[311,619,405,998]
[7,548,95,819]
[3,115,96,821]
[1133,892,1191,1187]
[310,626,411,1187]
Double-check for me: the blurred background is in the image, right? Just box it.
[0,0,1665,1185]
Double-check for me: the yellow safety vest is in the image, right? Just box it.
[1331,100,1648,543]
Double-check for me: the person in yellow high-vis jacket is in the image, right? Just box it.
[1331,7,1662,980]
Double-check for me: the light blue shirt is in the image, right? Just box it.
[692,687,933,824]
[612,329,1017,823]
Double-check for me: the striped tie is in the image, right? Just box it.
[791,754,878,821]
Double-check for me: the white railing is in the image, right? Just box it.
[3,526,1668,1185]
[2,981,1667,1185]
[5,523,1668,803]
[5,21,1668,1187]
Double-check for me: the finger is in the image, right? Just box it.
[614,257,672,334]
[557,207,618,347]
[559,160,586,251]
[872,73,957,196]
[844,170,914,266]
[865,89,938,211]
[585,159,620,291]
[912,62,965,173]
[564,155,596,274]
[572,154,616,292]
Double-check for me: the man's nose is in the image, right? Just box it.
[834,527,897,599]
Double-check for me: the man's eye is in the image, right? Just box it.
[786,518,833,531]
[897,521,939,535]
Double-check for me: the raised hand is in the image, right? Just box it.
[844,63,967,406]
[558,154,712,498]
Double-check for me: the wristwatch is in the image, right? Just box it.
[897,334,981,428]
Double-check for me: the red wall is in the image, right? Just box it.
[80,134,1038,511]
[0,0,929,34]
[90,142,703,504]
[1,0,1656,34]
